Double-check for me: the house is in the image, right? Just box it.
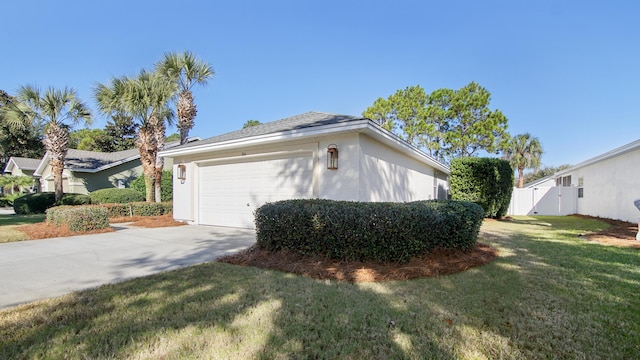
[2,157,41,192]
[508,138,640,223]
[33,144,179,195]
[159,111,450,228]
[551,138,640,223]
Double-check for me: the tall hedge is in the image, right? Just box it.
[13,192,91,214]
[89,188,145,204]
[130,170,173,202]
[449,157,513,218]
[255,199,484,263]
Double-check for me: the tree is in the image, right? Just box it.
[243,119,261,128]
[0,90,45,170]
[0,175,35,194]
[166,133,180,142]
[363,85,428,145]
[523,164,571,185]
[504,133,543,188]
[69,128,107,151]
[433,82,510,159]
[94,71,175,202]
[156,51,214,145]
[4,86,90,201]
[101,113,138,151]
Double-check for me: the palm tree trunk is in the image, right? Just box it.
[518,167,525,188]
[153,116,166,203]
[136,125,157,202]
[44,123,70,202]
[177,90,196,145]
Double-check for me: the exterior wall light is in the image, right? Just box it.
[177,164,187,182]
[327,144,338,170]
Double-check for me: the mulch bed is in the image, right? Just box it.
[218,243,499,282]
[575,215,640,248]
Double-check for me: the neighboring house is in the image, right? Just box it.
[33,142,182,195]
[2,157,41,192]
[160,111,450,228]
[509,138,640,223]
[551,138,640,223]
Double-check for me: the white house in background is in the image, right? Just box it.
[509,138,640,223]
[551,138,640,224]
[159,111,450,228]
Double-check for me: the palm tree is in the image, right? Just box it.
[5,86,90,201]
[94,72,174,202]
[505,133,543,188]
[156,51,214,145]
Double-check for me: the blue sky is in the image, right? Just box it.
[2,1,638,168]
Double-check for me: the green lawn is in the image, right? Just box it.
[0,213,45,243]
[1,216,639,359]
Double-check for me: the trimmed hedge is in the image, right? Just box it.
[255,199,484,263]
[449,157,514,219]
[89,188,145,204]
[98,202,173,218]
[46,206,110,232]
[14,192,94,214]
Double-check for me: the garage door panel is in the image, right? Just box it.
[199,154,313,228]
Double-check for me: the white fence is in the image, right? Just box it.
[508,186,578,216]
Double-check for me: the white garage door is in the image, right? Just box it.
[198,153,314,228]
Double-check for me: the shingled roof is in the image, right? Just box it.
[170,111,366,151]
[5,157,41,171]
[64,148,141,171]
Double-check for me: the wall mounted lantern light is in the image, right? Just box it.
[177,164,187,182]
[327,144,338,170]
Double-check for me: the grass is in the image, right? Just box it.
[0,213,45,243]
[1,216,639,359]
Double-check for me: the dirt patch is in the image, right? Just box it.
[218,243,499,282]
[575,215,640,248]
[16,214,185,240]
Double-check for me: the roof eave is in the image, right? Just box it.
[159,119,450,174]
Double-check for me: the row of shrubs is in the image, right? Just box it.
[255,199,484,263]
[45,202,173,233]
[13,188,147,215]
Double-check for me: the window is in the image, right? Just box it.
[556,175,572,187]
[578,177,584,198]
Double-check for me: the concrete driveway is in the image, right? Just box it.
[0,224,255,310]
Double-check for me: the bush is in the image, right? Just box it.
[47,206,110,232]
[449,157,514,218]
[89,188,145,204]
[130,170,173,202]
[98,202,173,218]
[0,193,25,207]
[14,192,56,214]
[255,199,484,263]
[57,193,92,206]
[14,192,97,214]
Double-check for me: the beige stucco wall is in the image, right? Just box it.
[358,134,444,202]
[169,133,450,225]
[561,148,640,223]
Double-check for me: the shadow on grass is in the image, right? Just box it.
[1,217,639,358]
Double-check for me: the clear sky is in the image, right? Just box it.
[2,0,638,168]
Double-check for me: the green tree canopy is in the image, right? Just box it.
[0,90,45,170]
[243,119,261,128]
[363,82,510,163]
[523,164,571,185]
[504,133,543,188]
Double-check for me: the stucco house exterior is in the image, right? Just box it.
[509,138,640,223]
[33,145,177,195]
[551,138,640,223]
[2,157,41,192]
[159,111,450,228]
